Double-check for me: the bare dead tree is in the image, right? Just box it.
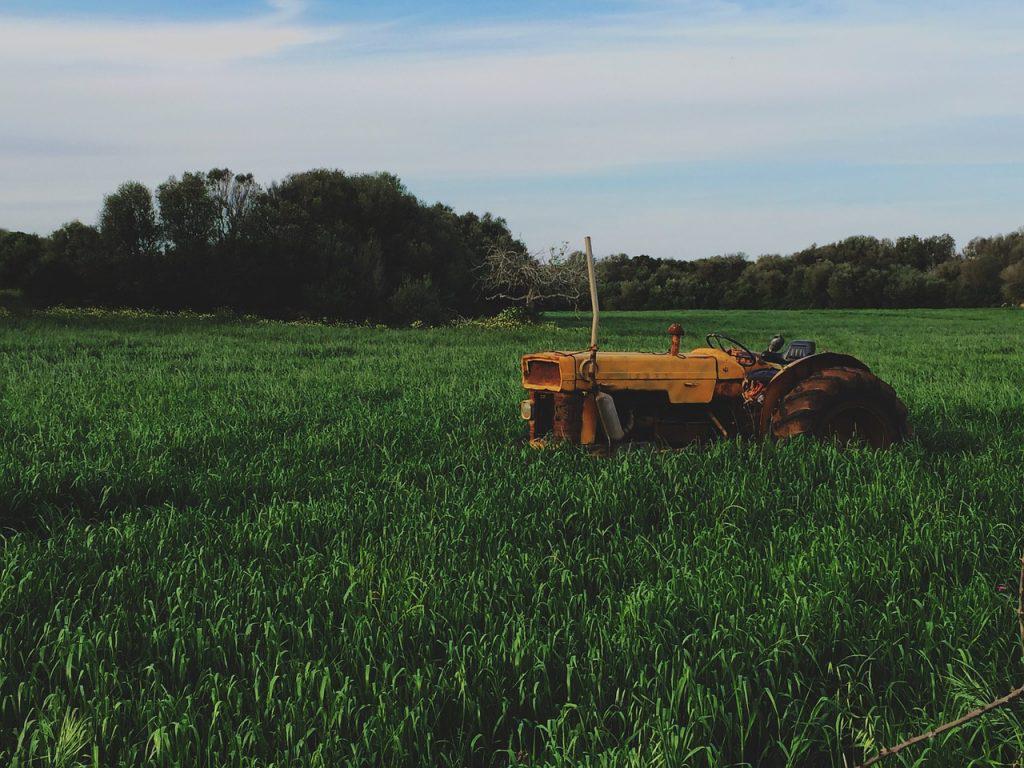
[478,242,587,314]
[857,554,1024,767]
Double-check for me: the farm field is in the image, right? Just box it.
[1,307,1023,767]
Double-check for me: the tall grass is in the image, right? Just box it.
[1,308,1022,766]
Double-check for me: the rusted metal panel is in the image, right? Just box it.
[552,393,582,442]
[521,352,577,392]
[714,379,744,399]
[524,359,561,387]
[580,394,598,445]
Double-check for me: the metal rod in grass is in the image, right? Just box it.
[857,554,1024,767]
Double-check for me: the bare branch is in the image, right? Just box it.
[478,241,587,311]
[858,684,1024,767]
[857,554,1024,767]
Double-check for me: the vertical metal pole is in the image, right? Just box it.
[585,236,599,349]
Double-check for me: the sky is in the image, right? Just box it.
[1,0,1023,259]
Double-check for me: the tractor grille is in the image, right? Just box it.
[526,392,580,442]
[525,360,562,387]
[551,393,581,441]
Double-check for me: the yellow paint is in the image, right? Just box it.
[522,348,743,404]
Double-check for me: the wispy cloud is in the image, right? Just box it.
[0,0,347,66]
[1,0,1023,256]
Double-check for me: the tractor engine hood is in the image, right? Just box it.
[521,349,744,404]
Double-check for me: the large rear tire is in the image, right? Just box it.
[770,366,909,448]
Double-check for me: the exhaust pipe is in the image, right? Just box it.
[582,236,624,444]
[584,235,599,349]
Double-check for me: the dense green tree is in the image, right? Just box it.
[1001,260,1024,304]
[100,182,158,261]
[24,222,103,306]
[157,173,218,253]
[155,173,222,309]
[827,263,861,308]
[958,231,1024,306]
[0,230,46,290]
[801,260,835,308]
[97,181,159,305]
[885,264,949,308]
[893,234,956,270]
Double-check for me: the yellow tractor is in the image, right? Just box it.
[519,238,909,449]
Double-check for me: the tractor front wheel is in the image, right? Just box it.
[770,366,909,448]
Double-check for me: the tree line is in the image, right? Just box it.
[0,169,525,324]
[594,233,1024,311]
[1,168,1022,322]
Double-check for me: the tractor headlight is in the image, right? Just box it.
[520,399,533,420]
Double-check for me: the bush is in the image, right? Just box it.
[454,305,549,329]
[388,276,445,326]
[0,289,30,316]
[1000,261,1024,305]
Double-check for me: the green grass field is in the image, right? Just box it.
[1,308,1022,767]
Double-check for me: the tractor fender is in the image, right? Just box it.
[757,353,871,435]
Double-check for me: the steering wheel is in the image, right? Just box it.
[705,333,757,367]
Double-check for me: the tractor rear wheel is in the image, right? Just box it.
[770,366,909,448]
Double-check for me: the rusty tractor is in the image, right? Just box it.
[519,238,909,450]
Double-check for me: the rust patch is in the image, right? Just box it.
[715,380,743,399]
[667,323,683,356]
[525,360,562,387]
[552,393,582,442]
[580,394,598,444]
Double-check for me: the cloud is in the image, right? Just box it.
[1,0,1023,256]
[266,0,307,21]
[0,0,346,66]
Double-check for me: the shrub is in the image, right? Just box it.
[1000,260,1024,305]
[388,275,445,326]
